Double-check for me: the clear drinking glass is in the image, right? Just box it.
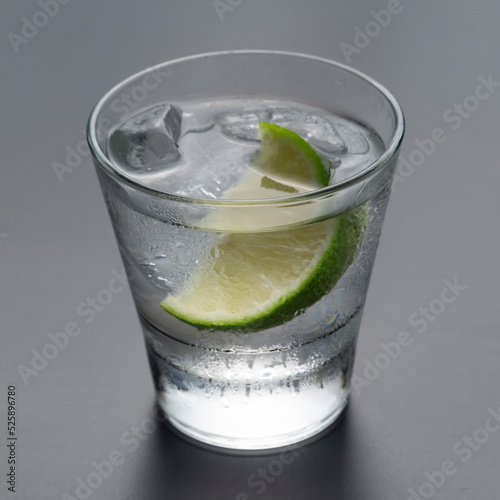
[87,51,404,451]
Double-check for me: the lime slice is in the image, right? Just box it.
[255,121,330,188]
[160,206,367,331]
[160,122,367,331]
[260,176,299,194]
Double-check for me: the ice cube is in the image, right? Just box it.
[108,104,183,172]
[303,116,346,155]
[217,110,263,142]
[217,107,347,156]
[336,122,369,154]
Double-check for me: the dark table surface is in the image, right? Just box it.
[2,1,499,499]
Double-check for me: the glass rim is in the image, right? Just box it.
[87,49,405,207]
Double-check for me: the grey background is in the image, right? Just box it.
[1,1,499,499]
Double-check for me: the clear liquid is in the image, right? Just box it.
[142,309,361,449]
[103,98,389,449]
[107,98,384,199]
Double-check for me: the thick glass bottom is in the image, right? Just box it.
[141,314,358,451]
[157,390,349,451]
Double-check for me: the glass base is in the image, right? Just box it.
[157,391,349,451]
[141,314,357,451]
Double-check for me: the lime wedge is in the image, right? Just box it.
[260,176,299,194]
[160,206,367,331]
[255,121,330,188]
[160,122,367,331]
